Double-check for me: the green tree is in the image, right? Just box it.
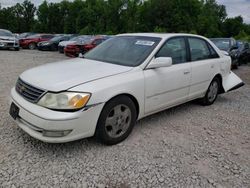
[222,16,244,37]
[22,0,36,31]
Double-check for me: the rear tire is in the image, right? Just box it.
[201,77,220,106]
[95,96,137,145]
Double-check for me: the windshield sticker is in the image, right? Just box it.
[135,40,155,46]
[222,41,229,44]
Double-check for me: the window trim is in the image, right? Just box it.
[187,36,220,62]
[154,36,189,65]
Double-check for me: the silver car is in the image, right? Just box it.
[0,29,19,51]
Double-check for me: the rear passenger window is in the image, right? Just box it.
[156,37,187,64]
[188,38,211,61]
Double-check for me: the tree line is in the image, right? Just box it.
[0,0,250,41]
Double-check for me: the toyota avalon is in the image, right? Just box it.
[9,33,244,145]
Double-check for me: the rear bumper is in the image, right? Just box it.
[228,82,245,92]
[222,72,244,92]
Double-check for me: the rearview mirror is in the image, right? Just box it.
[147,57,172,69]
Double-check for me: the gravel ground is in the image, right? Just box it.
[0,50,250,188]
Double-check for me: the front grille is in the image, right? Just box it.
[16,78,45,103]
[7,43,14,46]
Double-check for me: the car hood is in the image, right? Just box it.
[59,41,76,47]
[0,36,16,41]
[20,58,133,92]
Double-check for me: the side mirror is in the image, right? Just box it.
[147,57,173,69]
[221,50,229,56]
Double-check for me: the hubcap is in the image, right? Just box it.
[208,81,218,102]
[105,104,132,138]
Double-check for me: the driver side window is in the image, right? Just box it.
[155,37,187,64]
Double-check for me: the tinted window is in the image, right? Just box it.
[189,38,210,61]
[156,37,187,64]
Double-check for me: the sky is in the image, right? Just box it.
[0,0,250,23]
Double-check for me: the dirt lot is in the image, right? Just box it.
[0,50,249,188]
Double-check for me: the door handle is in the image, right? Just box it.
[183,70,190,75]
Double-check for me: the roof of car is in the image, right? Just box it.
[0,29,12,33]
[118,33,205,39]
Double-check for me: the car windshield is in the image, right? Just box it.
[77,37,93,44]
[69,36,79,41]
[237,41,244,51]
[84,36,161,67]
[18,33,28,38]
[0,30,13,37]
[27,34,40,39]
[51,36,64,42]
[210,39,230,51]
[70,35,88,42]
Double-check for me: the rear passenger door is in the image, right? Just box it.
[188,37,219,100]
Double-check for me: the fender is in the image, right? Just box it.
[222,71,244,92]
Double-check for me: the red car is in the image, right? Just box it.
[19,34,54,49]
[64,36,108,57]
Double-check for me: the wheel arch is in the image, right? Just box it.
[105,93,140,119]
[214,73,225,94]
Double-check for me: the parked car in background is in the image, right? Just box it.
[18,32,36,40]
[19,34,54,49]
[37,35,72,51]
[64,36,109,57]
[58,35,85,53]
[0,29,19,51]
[210,38,240,69]
[237,41,250,64]
[9,33,244,145]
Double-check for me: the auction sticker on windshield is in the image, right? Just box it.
[135,40,155,46]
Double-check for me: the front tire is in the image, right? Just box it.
[95,96,137,145]
[28,43,36,50]
[201,78,220,106]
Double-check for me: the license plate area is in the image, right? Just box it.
[9,102,19,120]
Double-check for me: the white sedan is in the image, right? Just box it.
[9,33,244,145]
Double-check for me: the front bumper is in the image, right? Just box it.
[64,48,80,57]
[58,46,64,53]
[10,88,104,143]
[0,40,19,49]
[37,45,50,51]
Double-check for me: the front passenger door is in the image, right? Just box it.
[144,37,191,114]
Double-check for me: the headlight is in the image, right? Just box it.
[38,92,91,111]
[42,42,50,45]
